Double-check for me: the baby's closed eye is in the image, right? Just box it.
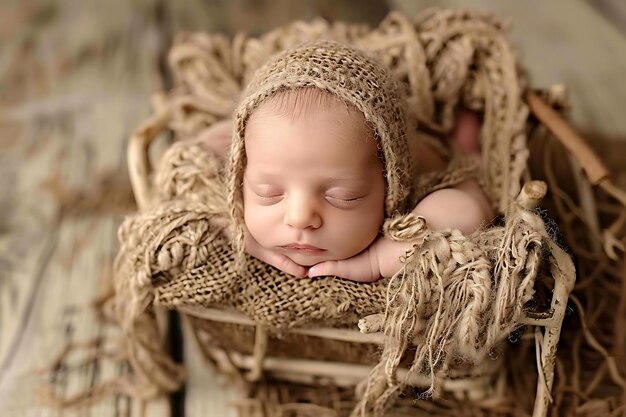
[249,184,284,204]
[254,185,282,196]
[325,191,366,208]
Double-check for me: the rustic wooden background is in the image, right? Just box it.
[0,0,624,416]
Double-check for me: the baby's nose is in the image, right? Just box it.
[284,195,322,229]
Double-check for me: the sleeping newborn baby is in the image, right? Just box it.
[200,41,493,282]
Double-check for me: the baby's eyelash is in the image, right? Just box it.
[326,193,363,201]
[254,191,282,201]
[251,185,282,197]
[255,191,282,197]
[325,195,364,207]
[255,194,283,205]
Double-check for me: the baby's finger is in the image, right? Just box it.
[309,260,378,282]
[267,254,308,278]
[244,235,307,277]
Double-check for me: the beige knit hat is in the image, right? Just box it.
[227,41,414,265]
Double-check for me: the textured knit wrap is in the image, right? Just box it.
[227,41,415,265]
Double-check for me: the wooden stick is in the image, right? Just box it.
[229,352,495,395]
[127,108,171,211]
[531,240,577,417]
[526,91,609,186]
[179,306,385,344]
[245,325,267,382]
[517,181,547,210]
[599,180,626,208]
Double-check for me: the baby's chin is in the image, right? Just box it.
[282,245,369,268]
[284,253,332,267]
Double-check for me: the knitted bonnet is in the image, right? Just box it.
[227,41,415,265]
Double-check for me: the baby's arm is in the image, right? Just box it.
[308,181,493,282]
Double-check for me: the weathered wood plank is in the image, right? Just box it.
[182,321,238,417]
[166,0,389,37]
[0,0,171,415]
[588,0,626,35]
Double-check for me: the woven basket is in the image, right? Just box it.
[121,12,626,417]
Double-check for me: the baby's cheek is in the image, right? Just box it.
[244,203,279,245]
[243,200,262,237]
[339,213,381,256]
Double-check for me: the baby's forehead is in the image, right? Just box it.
[259,88,362,119]
[248,88,372,137]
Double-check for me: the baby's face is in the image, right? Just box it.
[243,97,385,267]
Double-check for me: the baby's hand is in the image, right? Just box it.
[243,228,309,278]
[308,236,413,282]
